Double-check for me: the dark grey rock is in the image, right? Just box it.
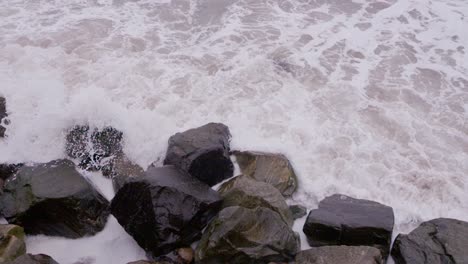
[391,218,468,264]
[233,151,297,196]
[0,224,26,263]
[65,125,123,172]
[218,175,293,226]
[164,123,233,186]
[0,97,8,138]
[0,159,110,238]
[6,254,59,264]
[303,194,394,259]
[289,204,307,220]
[295,246,383,264]
[105,155,145,192]
[111,166,222,258]
[195,206,299,264]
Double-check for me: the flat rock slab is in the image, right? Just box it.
[164,123,233,186]
[6,254,59,264]
[111,166,222,258]
[391,218,468,264]
[0,224,26,263]
[295,246,383,264]
[196,206,299,264]
[233,151,297,196]
[218,175,293,226]
[0,159,110,238]
[303,194,394,258]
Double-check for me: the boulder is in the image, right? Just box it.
[0,159,110,238]
[6,254,59,264]
[391,218,468,264]
[0,97,7,138]
[163,123,233,186]
[303,194,394,258]
[0,225,26,263]
[111,166,223,258]
[195,206,299,264]
[0,164,23,190]
[233,151,297,196]
[65,125,123,172]
[295,246,383,264]
[218,175,293,226]
[289,204,307,220]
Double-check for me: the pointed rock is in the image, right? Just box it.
[164,123,233,186]
[111,166,222,258]
[196,206,299,264]
[218,175,293,226]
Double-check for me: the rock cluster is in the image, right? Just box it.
[1,119,467,264]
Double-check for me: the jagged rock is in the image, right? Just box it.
[65,125,123,172]
[164,123,233,186]
[0,159,109,238]
[391,218,468,264]
[233,151,297,196]
[289,204,307,220]
[218,175,293,226]
[111,166,223,258]
[0,225,26,263]
[102,155,145,192]
[295,246,383,264]
[6,254,59,264]
[195,206,299,264]
[0,97,7,138]
[303,194,394,259]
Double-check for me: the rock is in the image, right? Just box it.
[0,159,110,238]
[289,204,307,220]
[0,97,7,138]
[195,206,299,264]
[0,164,23,190]
[175,248,193,264]
[65,125,123,172]
[6,254,59,264]
[103,155,145,192]
[163,123,233,186]
[111,166,223,258]
[233,151,297,196]
[295,246,383,264]
[303,194,394,259]
[0,225,26,263]
[218,175,293,226]
[127,261,174,264]
[391,218,468,264]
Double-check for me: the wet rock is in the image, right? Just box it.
[233,151,297,196]
[111,166,223,258]
[0,97,7,138]
[104,155,145,192]
[295,246,383,264]
[6,254,59,264]
[175,248,193,264]
[164,123,233,186]
[65,125,123,172]
[195,206,299,264]
[218,175,293,226]
[391,218,468,264]
[303,194,394,259]
[289,204,307,220]
[0,224,26,263]
[0,164,23,190]
[0,159,110,238]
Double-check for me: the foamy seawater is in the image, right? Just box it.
[0,0,467,263]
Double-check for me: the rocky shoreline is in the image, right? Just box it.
[0,96,467,264]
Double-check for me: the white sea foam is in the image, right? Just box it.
[0,0,467,263]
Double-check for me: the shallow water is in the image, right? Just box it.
[0,0,467,263]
